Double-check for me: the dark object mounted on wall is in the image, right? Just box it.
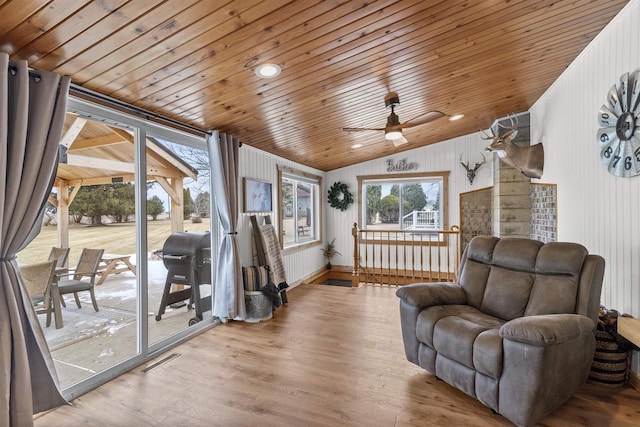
[597,69,640,177]
[58,145,67,164]
[327,181,354,211]
[459,152,486,184]
[483,114,544,179]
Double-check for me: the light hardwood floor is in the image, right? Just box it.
[35,284,640,426]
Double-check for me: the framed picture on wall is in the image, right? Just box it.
[243,177,272,212]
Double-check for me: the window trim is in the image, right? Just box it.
[277,165,322,253]
[357,171,449,230]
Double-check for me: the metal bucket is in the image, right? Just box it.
[244,291,272,322]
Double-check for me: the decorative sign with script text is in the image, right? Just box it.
[386,158,419,172]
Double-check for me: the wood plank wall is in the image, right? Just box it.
[325,131,491,269]
[529,0,639,372]
[530,0,639,317]
[238,145,327,287]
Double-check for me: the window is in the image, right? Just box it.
[358,172,449,230]
[278,166,322,248]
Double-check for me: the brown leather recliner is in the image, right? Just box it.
[396,236,605,427]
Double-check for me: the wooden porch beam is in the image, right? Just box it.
[155,177,181,205]
[108,126,134,143]
[146,139,198,180]
[56,181,70,248]
[171,177,184,233]
[60,117,87,148]
[69,134,126,150]
[68,185,82,206]
[65,175,135,186]
[67,154,182,178]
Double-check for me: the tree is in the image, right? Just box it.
[388,183,427,213]
[403,183,427,212]
[166,143,210,194]
[147,196,164,220]
[70,185,110,225]
[379,195,410,223]
[68,183,136,225]
[183,188,195,217]
[365,185,381,224]
[282,180,294,217]
[424,181,440,211]
[194,191,210,217]
[107,184,135,223]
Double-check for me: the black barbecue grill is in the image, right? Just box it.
[156,231,212,325]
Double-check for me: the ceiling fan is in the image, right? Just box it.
[343,92,445,147]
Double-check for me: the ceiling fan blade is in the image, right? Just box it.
[343,127,385,132]
[392,136,409,147]
[401,110,445,128]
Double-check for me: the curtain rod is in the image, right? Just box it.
[69,83,209,137]
[8,64,43,82]
[8,61,212,138]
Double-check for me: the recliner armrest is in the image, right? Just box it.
[500,314,595,346]
[395,282,467,309]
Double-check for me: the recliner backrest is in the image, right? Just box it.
[458,236,597,321]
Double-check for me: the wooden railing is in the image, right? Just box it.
[401,210,439,230]
[351,223,461,287]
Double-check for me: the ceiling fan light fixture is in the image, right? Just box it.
[385,129,403,140]
[255,63,281,78]
[449,113,464,121]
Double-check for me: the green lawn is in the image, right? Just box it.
[18,219,211,266]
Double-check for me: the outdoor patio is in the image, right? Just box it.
[37,259,212,389]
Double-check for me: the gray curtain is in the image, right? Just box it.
[207,130,245,320]
[0,53,70,425]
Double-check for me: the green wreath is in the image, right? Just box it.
[328,181,354,211]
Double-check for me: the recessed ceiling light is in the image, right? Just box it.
[255,63,281,78]
[449,114,464,121]
[351,143,363,149]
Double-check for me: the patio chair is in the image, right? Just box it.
[48,246,70,269]
[19,260,59,327]
[57,248,104,312]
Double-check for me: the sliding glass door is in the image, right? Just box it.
[19,96,216,398]
[145,134,213,347]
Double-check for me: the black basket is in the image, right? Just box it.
[588,329,631,388]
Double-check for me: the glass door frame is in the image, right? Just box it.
[61,96,219,401]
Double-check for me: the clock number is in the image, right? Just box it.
[598,71,640,178]
[612,155,621,168]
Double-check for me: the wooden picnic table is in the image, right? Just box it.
[97,254,137,286]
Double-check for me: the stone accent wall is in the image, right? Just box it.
[461,112,557,246]
[460,187,492,251]
[530,183,557,243]
[491,113,532,238]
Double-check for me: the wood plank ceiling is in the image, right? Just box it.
[0,0,629,171]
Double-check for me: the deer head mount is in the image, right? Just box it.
[482,114,544,179]
[459,152,486,185]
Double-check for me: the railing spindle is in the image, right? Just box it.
[352,226,460,286]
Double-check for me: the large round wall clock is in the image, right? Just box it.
[597,70,640,177]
